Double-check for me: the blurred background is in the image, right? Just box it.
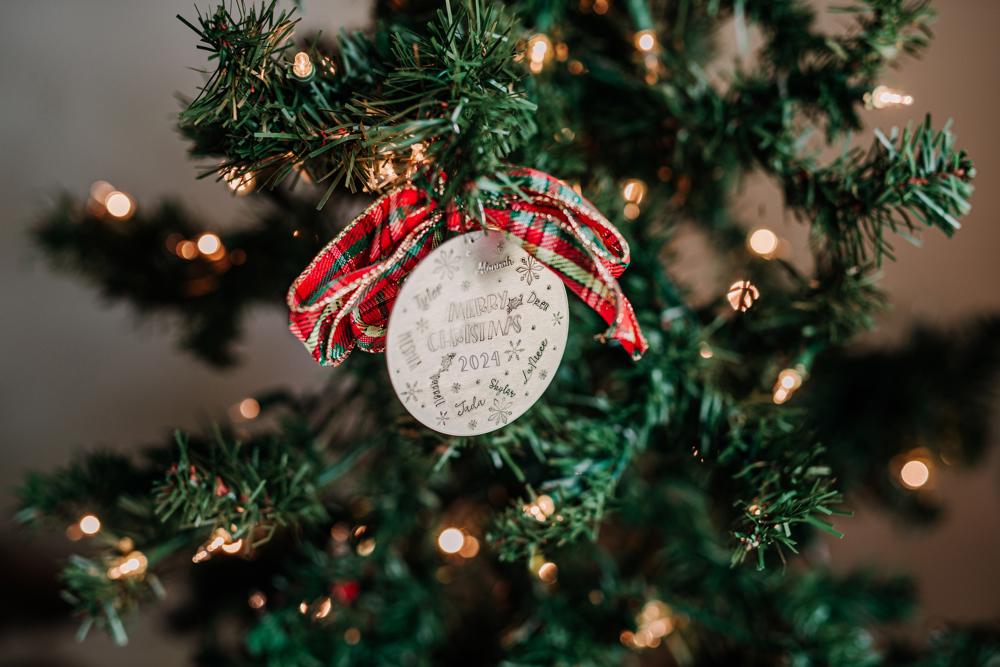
[1,0,998,664]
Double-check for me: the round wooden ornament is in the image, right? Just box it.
[385,230,569,436]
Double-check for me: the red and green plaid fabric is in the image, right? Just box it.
[287,168,648,366]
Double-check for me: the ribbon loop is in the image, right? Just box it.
[288,168,648,366]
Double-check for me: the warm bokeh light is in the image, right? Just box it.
[698,343,713,359]
[238,398,261,420]
[634,29,657,53]
[90,180,114,203]
[900,459,931,489]
[867,84,914,109]
[622,178,647,204]
[314,597,332,619]
[224,168,255,195]
[248,591,267,609]
[537,561,558,583]
[459,535,480,559]
[105,191,134,219]
[527,34,552,74]
[79,514,101,535]
[727,280,760,312]
[108,550,148,580]
[177,240,199,260]
[220,538,243,555]
[292,51,314,79]
[748,228,779,257]
[438,527,464,554]
[197,232,224,258]
[356,538,376,556]
[344,627,361,645]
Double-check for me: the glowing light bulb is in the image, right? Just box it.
[698,343,713,359]
[105,191,134,219]
[634,29,657,53]
[867,85,914,109]
[224,168,255,195]
[537,561,558,583]
[238,398,260,420]
[248,591,267,609]
[90,180,114,203]
[727,280,760,312]
[108,550,148,579]
[900,459,931,489]
[292,51,314,79]
[621,178,647,204]
[748,228,779,257]
[314,597,332,619]
[176,240,198,260]
[527,34,552,74]
[196,232,224,259]
[459,535,480,559]
[79,514,101,535]
[536,495,555,517]
[437,527,464,554]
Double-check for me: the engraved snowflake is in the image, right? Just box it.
[416,317,429,333]
[516,255,541,285]
[495,241,505,256]
[435,411,449,427]
[539,369,549,381]
[461,280,471,291]
[451,382,462,394]
[488,398,513,426]
[468,419,478,430]
[400,382,422,404]
[432,248,460,280]
[551,311,564,326]
[505,338,525,362]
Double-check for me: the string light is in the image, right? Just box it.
[900,460,930,488]
[238,398,260,420]
[747,228,779,258]
[437,527,464,554]
[634,29,658,53]
[105,191,134,219]
[622,179,647,204]
[458,535,480,559]
[79,514,101,536]
[536,561,558,583]
[292,51,314,80]
[356,538,376,556]
[248,591,267,609]
[865,85,914,110]
[90,180,115,204]
[527,34,553,74]
[727,280,760,312]
[314,597,332,619]
[107,550,148,580]
[223,168,255,195]
[196,232,226,260]
[523,494,557,522]
[176,240,198,260]
[622,600,676,651]
[772,368,804,404]
[698,343,713,359]
[622,179,647,220]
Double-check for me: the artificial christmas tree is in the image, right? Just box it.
[17,0,1000,664]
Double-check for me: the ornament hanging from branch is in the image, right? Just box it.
[287,168,647,434]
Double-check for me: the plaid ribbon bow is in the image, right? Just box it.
[287,167,648,366]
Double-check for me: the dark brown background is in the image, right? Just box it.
[1,1,997,663]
